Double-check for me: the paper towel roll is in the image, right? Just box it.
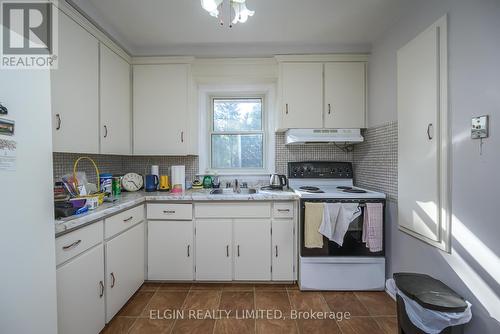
[171,165,185,192]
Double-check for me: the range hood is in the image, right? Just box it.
[285,129,364,145]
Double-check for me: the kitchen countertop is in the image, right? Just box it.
[55,189,299,237]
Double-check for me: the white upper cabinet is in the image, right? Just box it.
[99,44,131,155]
[280,63,324,129]
[133,64,190,155]
[277,56,368,130]
[51,11,99,153]
[324,62,366,128]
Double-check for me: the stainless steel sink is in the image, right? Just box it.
[209,188,257,195]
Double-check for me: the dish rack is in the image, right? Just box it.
[73,156,105,205]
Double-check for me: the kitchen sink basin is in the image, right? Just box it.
[209,188,258,195]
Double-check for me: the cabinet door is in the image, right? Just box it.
[272,220,294,281]
[51,11,99,153]
[133,64,189,155]
[234,219,271,281]
[195,219,232,281]
[148,220,193,280]
[280,63,323,128]
[100,44,131,155]
[324,62,366,128]
[106,223,145,322]
[57,244,105,334]
[397,16,449,250]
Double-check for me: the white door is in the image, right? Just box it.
[105,223,145,322]
[148,220,193,280]
[398,18,445,244]
[133,64,189,155]
[324,62,366,128]
[57,245,105,334]
[234,219,271,281]
[195,219,233,281]
[51,11,99,153]
[272,220,294,281]
[100,43,131,155]
[280,63,323,128]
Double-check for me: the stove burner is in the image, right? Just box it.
[343,188,367,194]
[299,186,325,193]
[336,186,352,190]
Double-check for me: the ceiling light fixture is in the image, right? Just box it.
[201,0,255,28]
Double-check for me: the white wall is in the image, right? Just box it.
[369,0,500,332]
[0,69,58,332]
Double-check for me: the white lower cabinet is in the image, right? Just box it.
[105,222,145,322]
[234,219,272,281]
[195,219,233,281]
[148,220,194,280]
[272,219,295,281]
[56,244,105,334]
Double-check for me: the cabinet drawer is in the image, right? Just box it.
[56,221,103,266]
[273,202,294,218]
[147,203,193,220]
[105,205,145,239]
[195,203,271,218]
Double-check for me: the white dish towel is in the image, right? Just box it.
[362,202,383,252]
[319,203,341,240]
[332,203,362,246]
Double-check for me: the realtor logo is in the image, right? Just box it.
[1,0,58,69]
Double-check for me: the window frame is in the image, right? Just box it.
[208,94,267,173]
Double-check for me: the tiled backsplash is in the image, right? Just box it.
[274,133,354,175]
[52,153,198,184]
[353,121,398,201]
[53,123,397,199]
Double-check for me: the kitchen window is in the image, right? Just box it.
[209,97,266,172]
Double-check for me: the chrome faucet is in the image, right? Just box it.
[233,179,241,193]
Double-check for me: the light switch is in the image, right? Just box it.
[471,115,489,139]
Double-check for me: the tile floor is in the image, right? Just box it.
[101,283,398,334]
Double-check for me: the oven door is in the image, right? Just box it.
[300,199,385,257]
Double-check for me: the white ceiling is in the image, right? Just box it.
[68,0,409,57]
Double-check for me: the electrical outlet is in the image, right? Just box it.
[471,115,489,139]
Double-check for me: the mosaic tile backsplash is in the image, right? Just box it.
[53,122,397,200]
[353,121,398,201]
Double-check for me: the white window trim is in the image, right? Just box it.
[198,84,276,175]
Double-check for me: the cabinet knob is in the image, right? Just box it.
[103,125,108,138]
[181,131,184,143]
[427,123,433,140]
[187,245,191,257]
[328,103,332,115]
[226,245,229,257]
[275,245,279,258]
[62,239,81,250]
[237,245,240,257]
[285,103,289,115]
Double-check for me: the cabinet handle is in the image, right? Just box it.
[285,103,289,115]
[99,281,104,298]
[55,114,61,130]
[62,239,81,250]
[226,245,229,257]
[123,216,133,222]
[275,245,279,258]
[277,209,290,212]
[103,125,108,138]
[181,131,184,143]
[110,272,116,288]
[163,210,175,214]
[328,103,332,115]
[427,123,433,140]
[187,245,190,257]
[237,245,240,257]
